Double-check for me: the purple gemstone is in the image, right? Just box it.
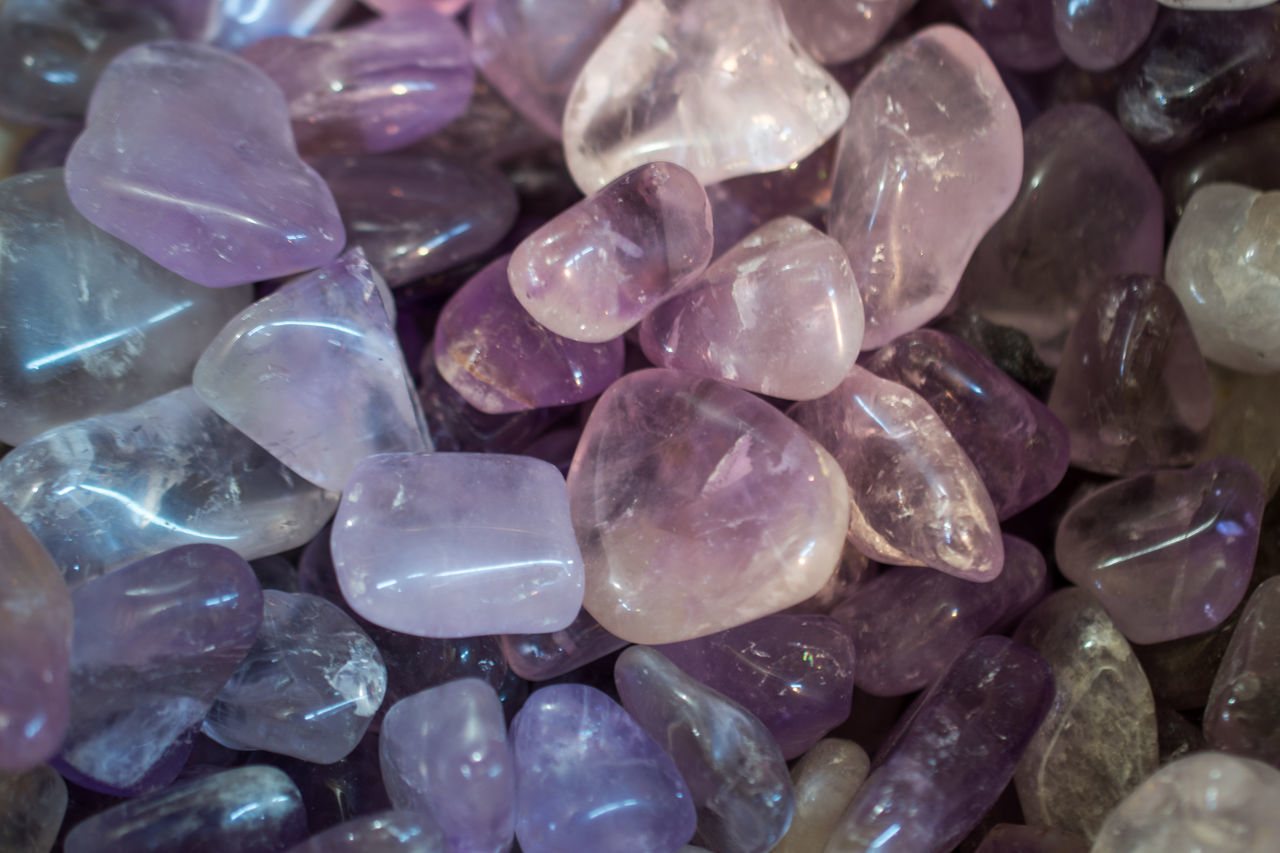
[500,608,628,682]
[282,811,446,853]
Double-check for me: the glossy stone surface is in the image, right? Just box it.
[779,0,915,64]
[194,249,428,491]
[772,739,869,853]
[203,591,386,763]
[615,646,794,853]
[0,764,66,853]
[975,824,1089,853]
[1163,119,1280,223]
[334,452,583,637]
[380,680,513,853]
[1166,183,1280,373]
[510,683,696,853]
[1051,0,1155,72]
[0,503,70,773]
[1092,753,1280,853]
[65,41,345,288]
[791,365,1004,580]
[951,0,1063,72]
[62,765,308,853]
[434,255,624,414]
[242,10,473,157]
[60,545,263,795]
[1049,274,1213,475]
[569,369,850,644]
[1056,458,1265,644]
[0,387,337,586]
[152,0,354,49]
[654,613,855,759]
[1012,588,1157,841]
[0,168,251,446]
[863,330,1069,519]
[500,608,628,682]
[312,155,517,287]
[1117,8,1280,152]
[639,217,862,399]
[370,0,471,12]
[829,25,1022,350]
[562,0,850,191]
[283,811,446,853]
[825,637,1054,853]
[0,0,171,126]
[511,161,713,343]
[833,535,1046,696]
[960,103,1163,363]
[1205,576,1280,765]
[470,0,628,138]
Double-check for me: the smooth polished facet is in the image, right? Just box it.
[1051,0,1155,72]
[779,0,915,64]
[500,608,629,682]
[282,811,446,853]
[1205,576,1280,766]
[150,0,354,49]
[0,387,337,586]
[773,739,870,853]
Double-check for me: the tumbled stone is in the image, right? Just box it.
[65,41,345,288]
[1117,8,1280,152]
[1092,753,1280,853]
[284,811,445,853]
[380,679,514,853]
[615,646,794,853]
[1056,458,1265,644]
[63,765,307,853]
[312,155,517,287]
[639,216,863,399]
[510,683,696,853]
[0,502,70,773]
[825,637,1054,853]
[569,369,850,644]
[975,824,1089,853]
[0,0,171,126]
[242,11,472,157]
[150,0,354,49]
[203,591,386,763]
[0,168,251,445]
[59,545,263,795]
[1050,0,1155,72]
[654,614,855,759]
[1205,576,1280,766]
[833,535,1046,696]
[194,248,428,491]
[959,103,1163,363]
[863,330,1069,519]
[0,387,337,586]
[951,0,1063,71]
[0,765,66,853]
[1012,588,1158,840]
[772,739,869,853]
[1164,119,1280,223]
[500,608,628,682]
[791,365,1004,580]
[371,0,471,12]
[470,0,627,138]
[562,0,850,190]
[334,452,583,637]
[1167,183,1280,373]
[829,25,1022,349]
[510,161,713,343]
[1049,274,1213,475]
[434,255,624,413]
[779,0,913,64]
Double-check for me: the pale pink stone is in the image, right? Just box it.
[509,162,713,343]
[829,25,1023,350]
[791,365,1004,580]
[639,217,864,400]
[367,0,472,12]
[562,0,850,191]
[779,0,917,64]
[568,368,850,644]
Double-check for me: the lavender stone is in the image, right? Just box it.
[379,679,515,853]
[203,590,387,763]
[615,645,794,853]
[500,608,628,682]
[950,0,1063,71]
[1051,0,1155,72]
[59,545,263,795]
[65,41,345,288]
[149,0,354,49]
[510,683,696,853]
[1205,576,1280,766]
[283,811,446,853]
